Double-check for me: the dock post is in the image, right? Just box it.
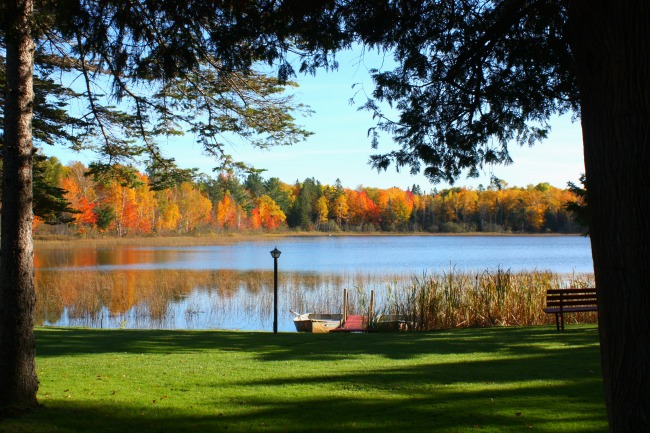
[369,290,375,329]
[343,288,348,324]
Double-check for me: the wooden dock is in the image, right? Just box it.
[327,288,373,332]
[330,315,368,333]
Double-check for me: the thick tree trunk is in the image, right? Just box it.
[0,0,39,412]
[569,2,650,431]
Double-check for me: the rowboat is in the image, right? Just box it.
[373,314,414,331]
[291,311,343,333]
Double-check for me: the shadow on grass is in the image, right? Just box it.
[36,325,599,361]
[19,326,606,433]
[12,382,606,433]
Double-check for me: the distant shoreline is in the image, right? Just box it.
[34,231,583,249]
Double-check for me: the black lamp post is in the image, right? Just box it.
[270,247,281,333]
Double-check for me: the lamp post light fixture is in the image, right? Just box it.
[270,247,281,333]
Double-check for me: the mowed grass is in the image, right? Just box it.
[3,326,606,433]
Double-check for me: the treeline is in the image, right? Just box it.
[32,158,583,236]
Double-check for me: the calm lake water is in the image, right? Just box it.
[38,235,593,274]
[35,235,593,331]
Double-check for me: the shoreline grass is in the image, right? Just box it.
[34,231,577,249]
[2,325,607,432]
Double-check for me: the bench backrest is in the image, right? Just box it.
[546,288,597,308]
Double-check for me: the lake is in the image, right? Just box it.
[37,235,593,274]
[34,235,594,331]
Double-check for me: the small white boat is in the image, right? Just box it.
[291,312,343,333]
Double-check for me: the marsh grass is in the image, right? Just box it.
[367,268,596,330]
[35,267,595,331]
[1,326,607,432]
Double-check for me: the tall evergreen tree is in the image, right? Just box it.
[1,0,341,411]
[265,177,292,215]
[288,181,311,230]
[244,172,267,199]
[31,154,76,224]
[337,2,649,430]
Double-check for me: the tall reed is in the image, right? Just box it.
[371,268,596,330]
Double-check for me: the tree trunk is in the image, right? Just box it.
[0,0,39,412]
[569,2,650,431]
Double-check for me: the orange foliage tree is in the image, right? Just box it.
[61,162,98,232]
[376,187,413,230]
[250,195,286,231]
[102,181,139,237]
[215,192,246,230]
[132,174,157,234]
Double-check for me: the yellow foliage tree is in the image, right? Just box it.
[174,182,212,232]
[154,189,181,232]
[315,196,329,229]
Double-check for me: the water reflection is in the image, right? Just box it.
[35,269,381,332]
[34,247,188,269]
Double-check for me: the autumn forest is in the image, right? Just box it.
[32,156,583,237]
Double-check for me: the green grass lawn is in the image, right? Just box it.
[2,325,607,433]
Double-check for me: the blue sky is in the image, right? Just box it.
[45,49,585,191]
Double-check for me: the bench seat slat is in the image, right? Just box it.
[547,300,597,306]
[543,306,598,314]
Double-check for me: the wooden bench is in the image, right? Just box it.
[543,287,598,331]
